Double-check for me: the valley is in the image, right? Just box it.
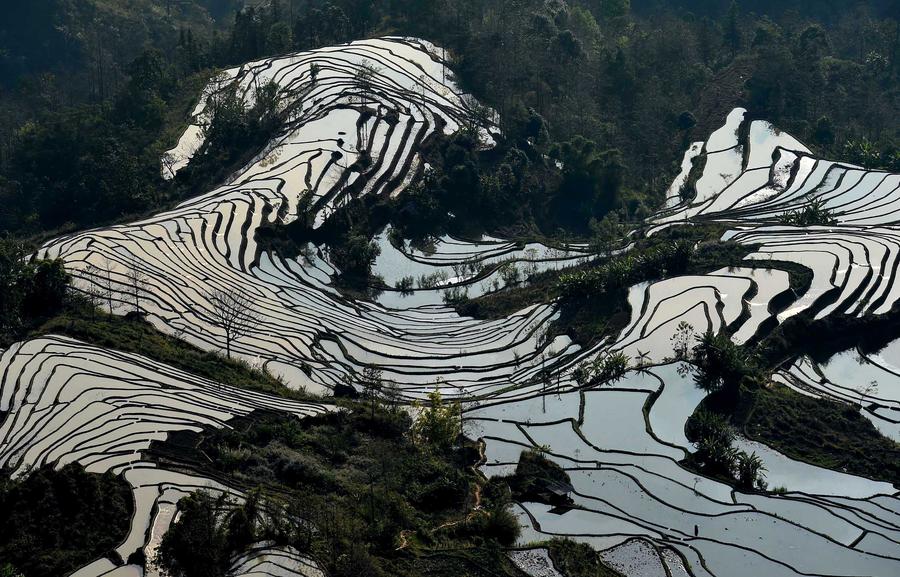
[1,12,899,577]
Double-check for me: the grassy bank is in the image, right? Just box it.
[737,385,900,485]
[148,401,530,577]
[459,228,755,348]
[547,539,624,577]
[35,301,313,401]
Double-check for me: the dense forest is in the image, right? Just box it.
[0,465,133,577]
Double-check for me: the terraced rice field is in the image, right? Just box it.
[0,336,330,577]
[776,340,900,442]
[37,37,574,398]
[1,38,899,576]
[370,226,597,308]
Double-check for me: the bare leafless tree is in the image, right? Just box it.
[81,264,103,319]
[161,152,179,180]
[207,288,261,359]
[125,257,147,314]
[99,258,116,314]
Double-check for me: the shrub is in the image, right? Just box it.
[573,352,631,387]
[482,507,521,546]
[736,451,768,491]
[691,330,755,393]
[499,262,521,286]
[333,543,382,577]
[559,240,694,302]
[395,275,415,294]
[0,565,23,577]
[330,233,381,280]
[156,492,232,577]
[687,410,768,489]
[779,197,837,226]
[687,410,738,477]
[442,286,469,305]
[411,388,461,450]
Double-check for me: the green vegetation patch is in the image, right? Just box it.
[0,464,133,577]
[460,230,756,348]
[149,397,527,577]
[546,538,624,577]
[36,301,311,401]
[0,240,69,346]
[679,320,900,487]
[737,385,900,485]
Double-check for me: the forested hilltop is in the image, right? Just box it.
[0,0,897,239]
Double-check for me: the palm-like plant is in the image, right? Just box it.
[574,352,632,388]
[691,330,753,393]
[736,450,767,491]
[689,410,738,477]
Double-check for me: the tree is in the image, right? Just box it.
[843,138,882,169]
[573,352,630,388]
[736,451,767,491]
[599,0,630,21]
[411,387,461,450]
[798,24,829,59]
[225,490,259,553]
[724,1,742,58]
[595,352,630,384]
[569,6,601,51]
[779,197,837,226]
[671,321,695,361]
[549,136,625,224]
[207,288,262,359]
[690,330,753,393]
[697,17,718,66]
[0,464,131,577]
[676,111,697,131]
[0,241,69,339]
[23,258,68,317]
[267,22,292,54]
[157,492,231,577]
[355,61,378,104]
[0,240,33,337]
[329,233,380,280]
[751,17,781,49]
[381,379,403,411]
[359,364,383,417]
[554,30,583,60]
[589,212,622,257]
[688,410,738,477]
[354,61,379,147]
[125,48,175,98]
[99,258,116,313]
[81,264,103,318]
[813,116,835,149]
[125,257,148,314]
